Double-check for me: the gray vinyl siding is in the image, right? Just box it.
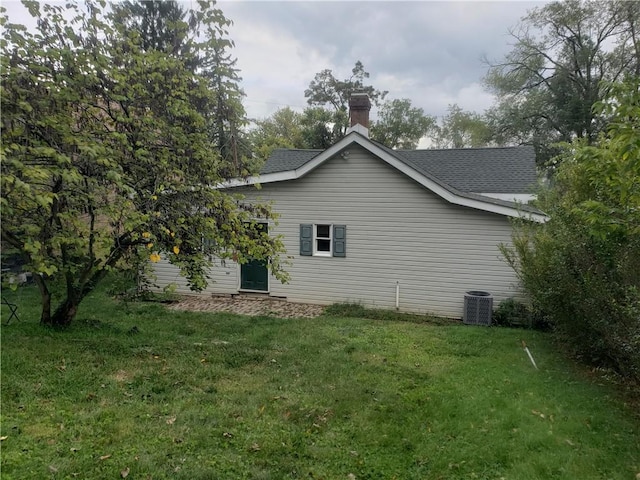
[152,255,239,295]
[154,145,521,317]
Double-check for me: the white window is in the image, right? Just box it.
[314,224,332,256]
[300,224,346,257]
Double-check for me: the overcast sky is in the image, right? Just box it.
[3,0,547,123]
[217,1,547,123]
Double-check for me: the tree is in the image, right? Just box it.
[0,0,287,327]
[248,107,306,163]
[432,104,493,149]
[485,0,640,166]
[249,106,343,155]
[501,80,640,379]
[370,99,436,149]
[299,106,343,149]
[304,61,388,138]
[111,0,196,63]
[251,62,450,153]
[113,0,249,177]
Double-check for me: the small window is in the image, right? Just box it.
[314,224,332,256]
[300,224,346,257]
[202,236,216,253]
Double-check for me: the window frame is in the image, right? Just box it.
[313,223,333,257]
[300,223,346,257]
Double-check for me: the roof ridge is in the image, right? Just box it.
[271,148,323,152]
[399,145,532,153]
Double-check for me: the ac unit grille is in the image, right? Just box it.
[463,291,493,325]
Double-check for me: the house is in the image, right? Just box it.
[153,94,545,318]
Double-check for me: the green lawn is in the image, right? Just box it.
[1,284,639,479]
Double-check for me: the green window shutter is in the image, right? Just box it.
[300,224,313,256]
[333,225,346,257]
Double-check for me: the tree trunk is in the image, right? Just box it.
[34,274,52,325]
[50,298,79,327]
[34,273,80,327]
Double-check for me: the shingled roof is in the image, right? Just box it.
[262,144,536,194]
[260,149,322,174]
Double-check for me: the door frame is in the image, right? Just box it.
[238,222,269,293]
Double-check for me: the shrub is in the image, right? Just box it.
[502,81,640,381]
[493,298,542,329]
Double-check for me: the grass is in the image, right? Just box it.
[1,283,639,479]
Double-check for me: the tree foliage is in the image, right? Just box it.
[111,0,197,62]
[305,60,388,113]
[247,107,307,162]
[485,0,640,166]
[251,63,436,153]
[0,0,287,327]
[304,61,388,139]
[502,80,640,380]
[369,98,436,149]
[432,104,493,149]
[113,0,249,175]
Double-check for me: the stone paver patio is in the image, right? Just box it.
[168,295,325,319]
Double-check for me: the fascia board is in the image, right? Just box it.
[475,193,537,202]
[219,171,296,188]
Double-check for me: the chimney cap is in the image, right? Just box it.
[349,92,371,109]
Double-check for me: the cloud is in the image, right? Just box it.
[220,1,546,120]
[3,0,547,122]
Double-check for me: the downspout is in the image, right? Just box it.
[395,281,400,310]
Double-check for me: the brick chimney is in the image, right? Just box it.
[349,93,371,129]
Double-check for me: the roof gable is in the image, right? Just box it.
[263,142,536,194]
[223,132,546,222]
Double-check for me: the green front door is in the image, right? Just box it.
[240,223,268,291]
[240,258,268,291]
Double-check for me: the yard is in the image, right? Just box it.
[1,284,639,479]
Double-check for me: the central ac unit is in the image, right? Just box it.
[463,291,493,325]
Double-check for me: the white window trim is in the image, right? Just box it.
[313,224,333,257]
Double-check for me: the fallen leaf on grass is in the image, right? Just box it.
[49,465,58,473]
[166,416,176,425]
[99,454,111,461]
[531,410,546,419]
[56,359,66,372]
[121,467,130,478]
[0,436,7,441]
[565,439,575,446]
[250,442,260,452]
